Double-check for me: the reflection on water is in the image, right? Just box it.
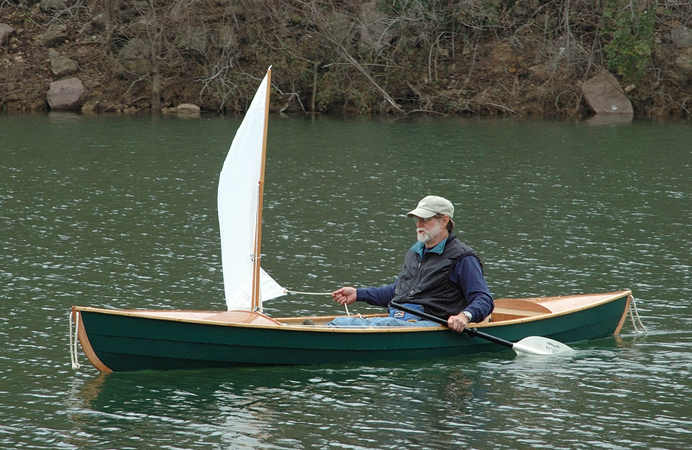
[1,115,690,448]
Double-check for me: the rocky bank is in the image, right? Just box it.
[1,1,690,119]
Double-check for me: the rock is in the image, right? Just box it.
[81,100,101,114]
[0,23,14,46]
[176,103,201,115]
[40,0,68,12]
[674,48,692,80]
[80,13,106,35]
[90,13,106,32]
[118,38,150,74]
[38,24,67,47]
[671,26,691,49]
[163,103,201,117]
[581,70,633,116]
[101,102,123,113]
[49,49,78,77]
[47,77,85,111]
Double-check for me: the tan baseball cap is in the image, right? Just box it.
[407,195,454,221]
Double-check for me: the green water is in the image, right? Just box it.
[1,113,690,448]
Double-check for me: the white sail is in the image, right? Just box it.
[218,69,286,311]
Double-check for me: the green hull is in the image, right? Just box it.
[74,292,630,372]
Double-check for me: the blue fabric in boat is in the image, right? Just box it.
[327,316,441,327]
[328,304,441,327]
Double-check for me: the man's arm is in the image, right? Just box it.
[332,282,396,308]
[450,256,494,322]
[356,283,396,307]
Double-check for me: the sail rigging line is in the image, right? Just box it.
[285,289,351,316]
[251,66,272,312]
[285,290,332,296]
[628,295,647,333]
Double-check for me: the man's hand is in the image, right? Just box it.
[331,287,357,305]
[447,311,470,333]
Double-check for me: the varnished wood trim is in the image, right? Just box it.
[479,290,632,328]
[202,310,280,325]
[494,298,552,314]
[613,295,633,335]
[71,290,632,334]
[74,309,113,374]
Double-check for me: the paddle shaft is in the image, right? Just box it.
[389,301,514,348]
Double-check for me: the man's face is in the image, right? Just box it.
[415,216,445,244]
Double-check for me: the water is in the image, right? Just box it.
[1,113,690,448]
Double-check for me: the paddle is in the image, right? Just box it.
[389,301,574,355]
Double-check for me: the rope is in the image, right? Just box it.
[285,290,332,296]
[628,295,647,333]
[68,311,81,369]
[285,289,351,317]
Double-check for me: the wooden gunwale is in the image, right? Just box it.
[73,306,442,333]
[480,289,631,328]
[73,289,631,334]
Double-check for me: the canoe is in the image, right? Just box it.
[71,290,632,373]
[68,68,635,373]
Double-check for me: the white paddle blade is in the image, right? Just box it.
[512,336,574,355]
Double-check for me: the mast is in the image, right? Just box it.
[251,67,271,311]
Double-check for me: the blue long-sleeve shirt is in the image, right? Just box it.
[355,248,494,323]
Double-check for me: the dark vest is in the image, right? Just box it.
[390,235,480,319]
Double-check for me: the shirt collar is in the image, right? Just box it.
[411,237,448,258]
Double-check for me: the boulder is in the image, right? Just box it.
[49,49,78,77]
[79,13,106,35]
[47,77,85,111]
[674,48,692,80]
[671,26,691,49]
[38,24,67,47]
[118,38,150,74]
[581,70,633,116]
[176,103,201,115]
[163,103,201,117]
[40,0,68,12]
[0,23,14,46]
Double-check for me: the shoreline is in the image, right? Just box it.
[1,2,690,120]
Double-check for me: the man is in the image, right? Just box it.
[331,195,493,333]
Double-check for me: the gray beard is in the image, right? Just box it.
[416,222,442,244]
